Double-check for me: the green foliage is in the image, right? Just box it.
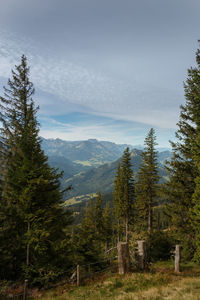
[102,203,113,251]
[0,55,72,283]
[135,128,159,233]
[95,191,104,241]
[76,199,101,266]
[113,147,135,242]
[188,49,200,262]
[191,172,200,263]
[113,163,124,241]
[121,147,135,220]
[75,191,113,267]
[163,47,200,261]
[153,205,170,231]
[146,231,174,262]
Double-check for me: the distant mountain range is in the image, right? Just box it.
[64,149,171,200]
[41,138,172,202]
[41,138,132,167]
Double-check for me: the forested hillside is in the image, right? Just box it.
[64,149,171,199]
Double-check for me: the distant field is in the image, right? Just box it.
[63,193,97,206]
[74,159,107,167]
[36,261,200,300]
[74,160,94,166]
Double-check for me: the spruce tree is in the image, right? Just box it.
[77,193,113,264]
[0,55,72,282]
[165,46,200,260]
[113,163,124,242]
[113,148,135,243]
[187,47,200,262]
[102,203,113,253]
[77,199,102,265]
[95,190,104,242]
[135,128,159,233]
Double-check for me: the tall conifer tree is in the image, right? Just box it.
[135,128,159,233]
[165,46,200,259]
[113,148,135,243]
[186,47,200,261]
[95,190,104,241]
[113,163,123,242]
[77,197,103,265]
[102,203,113,252]
[0,55,72,281]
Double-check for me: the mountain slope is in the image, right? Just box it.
[47,156,91,180]
[65,149,170,199]
[41,138,132,166]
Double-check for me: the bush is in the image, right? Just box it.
[146,231,175,262]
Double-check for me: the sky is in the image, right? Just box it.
[0,0,200,147]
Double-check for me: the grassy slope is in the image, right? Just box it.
[37,262,200,300]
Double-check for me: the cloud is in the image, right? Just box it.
[0,29,182,130]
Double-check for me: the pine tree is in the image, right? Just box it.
[0,55,72,282]
[113,163,124,242]
[187,47,200,262]
[165,46,200,260]
[113,148,135,243]
[77,192,113,264]
[77,199,102,265]
[102,203,113,253]
[121,147,135,242]
[95,190,104,241]
[135,128,159,233]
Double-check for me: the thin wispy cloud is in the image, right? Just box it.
[0,30,182,130]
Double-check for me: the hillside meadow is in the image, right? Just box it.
[31,261,200,300]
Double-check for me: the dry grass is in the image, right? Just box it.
[120,277,200,300]
[32,262,200,300]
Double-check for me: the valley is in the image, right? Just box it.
[42,137,172,204]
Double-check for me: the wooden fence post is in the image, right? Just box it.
[175,245,180,273]
[137,240,147,270]
[77,265,80,286]
[23,279,28,300]
[117,242,130,274]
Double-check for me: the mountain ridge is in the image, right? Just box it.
[64,148,171,200]
[41,137,133,167]
[41,137,172,202]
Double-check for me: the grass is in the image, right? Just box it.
[63,193,97,207]
[34,261,200,300]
